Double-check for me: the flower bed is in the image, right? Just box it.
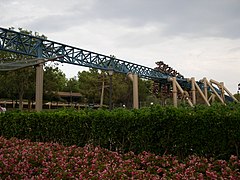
[0,137,239,179]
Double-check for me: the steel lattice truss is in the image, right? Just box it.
[0,27,186,81]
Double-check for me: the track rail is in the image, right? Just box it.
[0,27,185,81]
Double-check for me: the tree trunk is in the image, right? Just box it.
[28,98,32,110]
[19,84,24,111]
[19,93,23,110]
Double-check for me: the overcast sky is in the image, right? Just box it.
[1,0,240,93]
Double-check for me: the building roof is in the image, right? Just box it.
[56,91,82,97]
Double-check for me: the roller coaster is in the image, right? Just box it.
[0,27,238,110]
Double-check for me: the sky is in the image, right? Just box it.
[1,0,240,93]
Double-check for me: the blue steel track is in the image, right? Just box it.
[0,27,236,102]
[0,27,185,82]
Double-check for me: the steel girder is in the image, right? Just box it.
[1,27,235,103]
[0,27,186,81]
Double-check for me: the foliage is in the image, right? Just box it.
[64,77,79,93]
[0,137,239,179]
[78,69,100,104]
[1,103,240,159]
[0,67,36,109]
[77,68,153,107]
[43,66,67,102]
[0,27,47,109]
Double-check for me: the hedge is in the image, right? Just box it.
[0,104,240,159]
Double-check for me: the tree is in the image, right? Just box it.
[0,51,37,110]
[64,77,79,93]
[43,65,67,103]
[138,79,157,107]
[111,73,132,107]
[76,68,153,108]
[78,69,100,104]
[0,27,46,110]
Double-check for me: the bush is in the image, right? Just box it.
[0,103,240,159]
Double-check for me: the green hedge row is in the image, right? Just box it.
[0,104,240,159]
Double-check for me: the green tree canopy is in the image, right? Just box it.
[0,27,49,110]
[43,65,67,102]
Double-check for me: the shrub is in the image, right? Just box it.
[0,103,240,159]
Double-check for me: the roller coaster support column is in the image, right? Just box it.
[210,79,238,103]
[220,82,225,102]
[172,77,178,107]
[203,77,208,99]
[193,80,211,106]
[223,86,238,102]
[35,59,44,112]
[206,79,225,104]
[127,73,139,109]
[100,80,105,107]
[191,77,196,105]
[175,79,193,107]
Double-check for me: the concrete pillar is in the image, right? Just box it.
[109,71,113,110]
[172,77,177,107]
[127,73,139,109]
[191,77,196,105]
[100,80,105,107]
[133,74,139,109]
[35,60,44,112]
[203,77,208,99]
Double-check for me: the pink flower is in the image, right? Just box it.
[157,168,163,173]
[230,155,238,164]
[206,170,218,179]
[197,173,204,180]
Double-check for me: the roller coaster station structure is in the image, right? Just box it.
[0,27,238,111]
